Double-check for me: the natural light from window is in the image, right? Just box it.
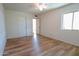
[73,11,79,30]
[63,13,73,30]
[62,11,79,30]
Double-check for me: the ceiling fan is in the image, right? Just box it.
[33,3,48,11]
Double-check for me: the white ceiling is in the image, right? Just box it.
[3,3,69,15]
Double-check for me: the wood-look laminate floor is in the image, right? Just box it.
[3,34,79,56]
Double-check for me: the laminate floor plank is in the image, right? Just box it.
[3,35,79,56]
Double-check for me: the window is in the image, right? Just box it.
[73,12,79,30]
[62,11,79,30]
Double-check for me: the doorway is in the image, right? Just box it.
[33,18,40,35]
[33,19,37,34]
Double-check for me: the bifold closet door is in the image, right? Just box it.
[5,10,27,38]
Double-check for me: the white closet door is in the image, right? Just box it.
[18,15,27,37]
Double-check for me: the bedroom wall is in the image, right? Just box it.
[0,4,6,55]
[39,3,79,46]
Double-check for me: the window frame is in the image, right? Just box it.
[62,11,79,31]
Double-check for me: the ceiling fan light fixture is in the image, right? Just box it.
[34,3,48,11]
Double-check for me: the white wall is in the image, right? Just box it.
[0,4,6,55]
[5,9,33,39]
[39,4,79,46]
